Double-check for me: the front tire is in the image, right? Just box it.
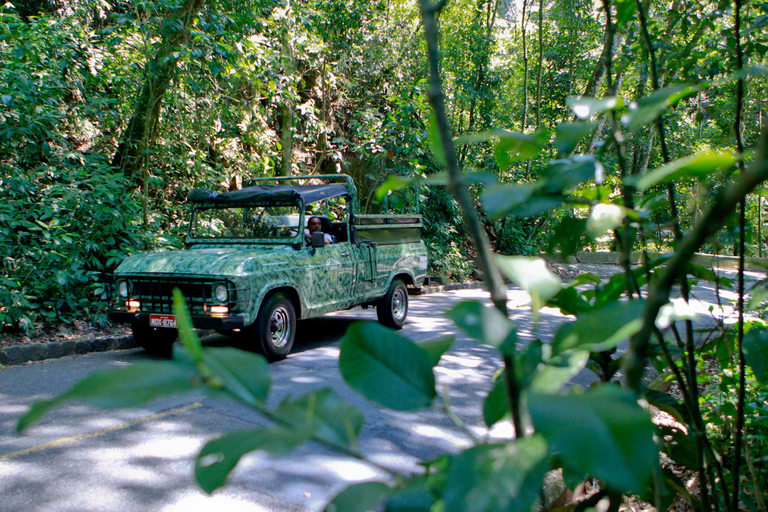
[131,323,178,357]
[255,292,296,362]
[377,279,408,329]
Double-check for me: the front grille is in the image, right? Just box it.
[114,276,248,315]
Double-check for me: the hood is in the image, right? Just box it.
[114,245,295,277]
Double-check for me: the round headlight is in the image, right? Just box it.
[214,284,228,303]
[117,280,129,298]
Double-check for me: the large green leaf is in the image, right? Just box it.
[428,111,447,166]
[385,478,434,512]
[529,349,590,393]
[529,385,657,493]
[567,96,624,119]
[481,182,543,219]
[195,426,312,494]
[623,84,702,132]
[615,0,637,28]
[497,256,562,314]
[542,156,603,193]
[173,288,204,361]
[547,216,587,260]
[489,191,563,219]
[547,286,593,316]
[586,203,627,238]
[274,388,364,449]
[483,375,509,427]
[628,150,737,190]
[200,347,271,406]
[417,336,455,367]
[340,322,436,410]
[446,300,516,349]
[743,326,768,382]
[554,121,599,154]
[442,436,549,512]
[323,481,391,512]
[552,299,646,355]
[454,128,546,170]
[493,130,545,171]
[18,362,200,432]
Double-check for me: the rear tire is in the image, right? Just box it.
[255,292,296,362]
[131,324,178,357]
[377,279,408,329]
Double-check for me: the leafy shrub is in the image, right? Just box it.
[0,163,160,331]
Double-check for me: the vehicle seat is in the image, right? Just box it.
[331,222,348,242]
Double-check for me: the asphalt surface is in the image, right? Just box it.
[0,265,762,511]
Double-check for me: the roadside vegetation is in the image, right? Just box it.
[5,0,768,510]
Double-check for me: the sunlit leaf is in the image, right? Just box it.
[567,96,624,119]
[529,349,590,393]
[497,256,562,314]
[324,481,391,512]
[748,280,768,309]
[446,300,516,349]
[586,203,627,238]
[173,288,203,361]
[628,150,737,190]
[196,426,311,494]
[375,172,450,201]
[340,322,436,410]
[442,436,549,512]
[529,385,657,493]
[655,299,699,329]
[200,347,271,405]
[18,362,199,432]
[622,84,702,132]
[743,326,768,382]
[552,299,646,355]
[274,388,364,448]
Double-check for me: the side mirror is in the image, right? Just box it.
[311,231,325,248]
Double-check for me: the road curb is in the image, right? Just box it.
[0,335,138,367]
[1,282,487,368]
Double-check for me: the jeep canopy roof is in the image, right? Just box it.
[188,184,350,206]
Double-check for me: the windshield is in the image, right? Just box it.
[190,205,302,240]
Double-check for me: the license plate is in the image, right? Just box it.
[149,314,177,328]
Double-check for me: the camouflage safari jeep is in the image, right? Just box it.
[109,174,428,361]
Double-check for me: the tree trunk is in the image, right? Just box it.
[535,0,544,129]
[111,0,208,184]
[279,0,295,177]
[521,0,529,132]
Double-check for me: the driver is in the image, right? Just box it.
[306,216,335,245]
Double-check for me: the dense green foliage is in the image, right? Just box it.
[6,2,768,511]
[3,0,765,332]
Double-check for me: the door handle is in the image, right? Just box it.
[341,252,351,257]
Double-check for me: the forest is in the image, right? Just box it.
[3,0,768,510]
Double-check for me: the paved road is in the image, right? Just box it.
[0,275,752,512]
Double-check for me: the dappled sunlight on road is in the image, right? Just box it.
[3,272,759,512]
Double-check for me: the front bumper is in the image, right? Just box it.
[110,312,246,330]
